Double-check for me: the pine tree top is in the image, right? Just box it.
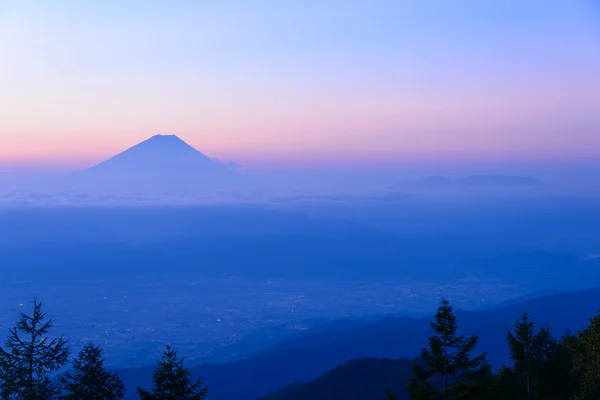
[138,346,208,400]
[0,298,69,400]
[61,342,125,400]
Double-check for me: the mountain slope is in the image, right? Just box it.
[118,286,600,400]
[259,358,413,400]
[89,134,220,170]
[78,134,242,195]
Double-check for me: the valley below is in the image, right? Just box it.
[0,274,526,369]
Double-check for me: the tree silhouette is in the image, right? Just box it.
[137,346,208,400]
[0,299,69,400]
[407,299,489,400]
[60,342,125,400]
[487,365,525,400]
[538,335,575,400]
[569,312,600,399]
[507,312,555,399]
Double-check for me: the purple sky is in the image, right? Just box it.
[1,0,599,169]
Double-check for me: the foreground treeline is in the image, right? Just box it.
[0,299,207,400]
[386,299,600,400]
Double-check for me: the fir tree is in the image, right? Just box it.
[487,365,525,400]
[0,298,69,400]
[538,335,575,400]
[507,313,555,399]
[60,343,125,400]
[137,346,208,400]
[568,313,600,399]
[407,299,489,400]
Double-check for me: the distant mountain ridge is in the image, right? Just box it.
[394,175,547,191]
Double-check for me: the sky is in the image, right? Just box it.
[1,0,600,169]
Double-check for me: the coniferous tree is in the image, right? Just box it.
[0,298,69,400]
[407,299,489,400]
[60,343,125,400]
[137,346,208,400]
[487,365,525,400]
[538,335,575,400]
[507,313,555,399]
[568,313,600,399]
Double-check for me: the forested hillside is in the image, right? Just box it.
[262,299,600,400]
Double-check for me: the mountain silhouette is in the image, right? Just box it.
[79,134,243,196]
[394,175,547,191]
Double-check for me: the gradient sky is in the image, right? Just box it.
[1,0,600,168]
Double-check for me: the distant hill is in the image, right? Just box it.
[214,160,242,170]
[259,358,413,400]
[394,175,547,192]
[118,286,600,400]
[77,134,243,195]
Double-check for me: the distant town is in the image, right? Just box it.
[0,274,526,368]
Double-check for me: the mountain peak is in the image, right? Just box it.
[134,134,195,151]
[89,134,221,169]
[148,133,181,140]
[81,134,243,194]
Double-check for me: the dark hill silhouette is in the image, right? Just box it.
[118,286,600,400]
[259,358,413,400]
[78,134,243,195]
